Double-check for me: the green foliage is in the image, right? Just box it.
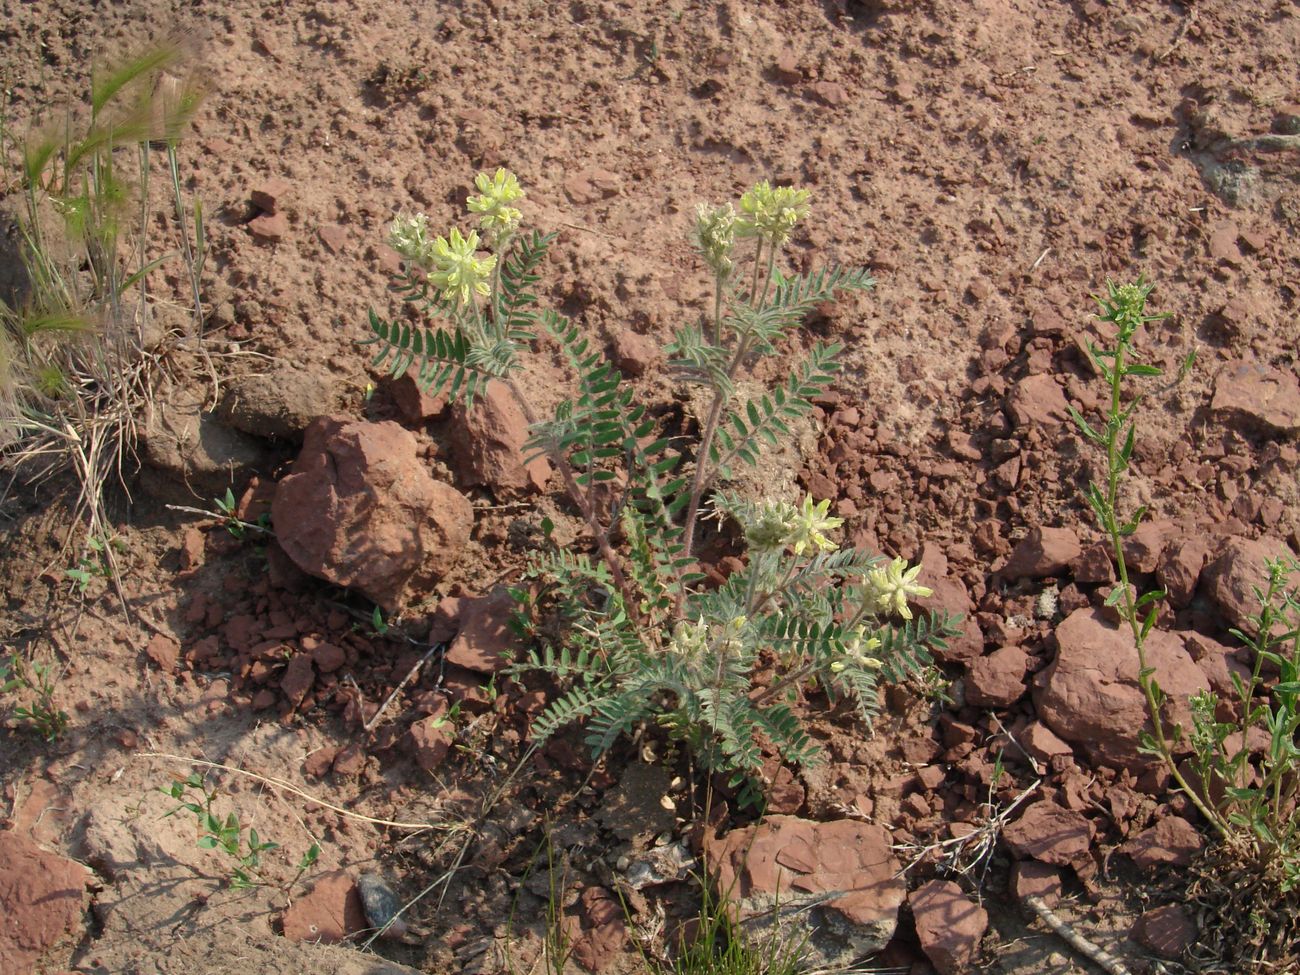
[658,877,807,975]
[1,44,206,555]
[65,534,119,593]
[365,173,956,804]
[162,772,319,891]
[1189,557,1300,892]
[1,652,69,741]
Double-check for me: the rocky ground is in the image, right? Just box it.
[1,1,1299,974]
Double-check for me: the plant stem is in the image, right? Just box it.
[503,376,638,611]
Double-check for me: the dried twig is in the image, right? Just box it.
[1024,894,1133,975]
[363,643,441,733]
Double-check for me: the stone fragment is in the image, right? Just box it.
[1006,374,1070,429]
[444,586,518,673]
[1035,608,1207,768]
[920,573,983,662]
[563,168,621,205]
[1157,534,1211,608]
[1121,817,1203,868]
[609,329,661,377]
[565,886,627,972]
[281,870,366,944]
[1211,361,1300,433]
[357,874,407,940]
[1202,536,1296,635]
[272,416,473,610]
[280,654,315,707]
[408,715,451,771]
[1207,221,1240,265]
[218,367,346,442]
[389,374,449,424]
[247,211,289,241]
[809,81,848,107]
[965,645,1029,708]
[773,51,803,84]
[310,641,346,673]
[1002,801,1094,867]
[1021,722,1073,764]
[144,633,180,673]
[1121,520,1172,573]
[1003,527,1081,579]
[1131,904,1196,960]
[0,831,90,974]
[250,177,293,214]
[1071,542,1114,585]
[1010,860,1062,906]
[707,816,904,968]
[448,380,551,497]
[318,223,349,254]
[909,880,987,975]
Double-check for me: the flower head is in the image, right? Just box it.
[467,168,525,241]
[743,499,797,554]
[693,202,736,280]
[428,227,497,306]
[736,180,810,245]
[784,496,843,557]
[389,211,435,267]
[866,557,933,620]
[830,625,884,673]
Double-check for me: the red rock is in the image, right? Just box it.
[1202,536,1296,636]
[272,416,473,610]
[389,374,449,424]
[281,870,366,944]
[280,654,315,707]
[1121,816,1203,868]
[1157,535,1211,607]
[144,633,180,673]
[317,223,348,254]
[1006,374,1070,429]
[1021,722,1073,765]
[1207,221,1240,265]
[445,586,518,673]
[1035,608,1207,769]
[610,330,660,378]
[1184,632,1249,700]
[310,641,346,673]
[810,81,848,107]
[965,645,1029,708]
[179,527,205,571]
[247,211,289,241]
[707,816,904,966]
[303,746,338,778]
[251,689,277,709]
[773,51,803,84]
[909,880,987,975]
[448,380,551,497]
[920,573,982,662]
[566,886,627,972]
[408,715,452,771]
[1002,801,1094,867]
[1131,904,1196,960]
[563,168,621,205]
[1003,527,1081,579]
[250,176,292,214]
[1071,541,1114,585]
[1121,519,1172,573]
[331,743,366,777]
[1211,361,1300,433]
[1010,860,1062,906]
[0,831,90,974]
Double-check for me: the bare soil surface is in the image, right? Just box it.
[2,2,1298,974]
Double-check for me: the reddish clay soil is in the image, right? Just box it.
[2,2,1299,974]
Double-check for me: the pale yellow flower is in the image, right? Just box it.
[784,496,843,557]
[830,625,884,673]
[467,168,525,240]
[866,557,933,620]
[389,211,435,267]
[693,202,736,280]
[736,180,810,245]
[744,499,797,554]
[428,227,497,306]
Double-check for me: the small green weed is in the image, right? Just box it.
[660,879,806,975]
[162,772,320,890]
[0,652,69,740]
[64,533,123,593]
